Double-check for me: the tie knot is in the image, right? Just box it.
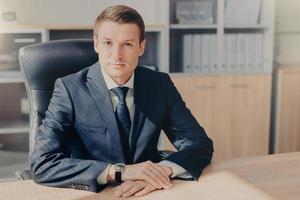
[111,87,129,102]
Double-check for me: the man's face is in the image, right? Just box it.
[94,21,145,84]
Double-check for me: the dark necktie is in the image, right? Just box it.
[111,87,132,163]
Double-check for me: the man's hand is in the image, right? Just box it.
[122,161,173,189]
[114,180,160,198]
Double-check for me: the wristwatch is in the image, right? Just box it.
[114,163,126,183]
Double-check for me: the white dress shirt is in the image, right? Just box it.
[97,67,191,184]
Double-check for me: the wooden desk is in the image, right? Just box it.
[204,151,300,200]
[1,152,299,200]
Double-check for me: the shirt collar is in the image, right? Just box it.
[100,66,134,90]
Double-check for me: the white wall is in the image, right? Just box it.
[0,0,166,25]
[275,0,300,65]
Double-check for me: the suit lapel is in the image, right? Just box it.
[86,63,125,163]
[130,67,149,161]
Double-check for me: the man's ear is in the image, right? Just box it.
[93,35,100,53]
[139,39,146,56]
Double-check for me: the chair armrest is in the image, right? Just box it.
[15,170,32,180]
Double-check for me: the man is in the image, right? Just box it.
[30,5,213,198]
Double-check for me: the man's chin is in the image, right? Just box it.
[109,71,132,84]
[110,70,125,77]
[108,71,125,79]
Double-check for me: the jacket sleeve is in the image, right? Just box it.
[162,74,214,180]
[30,78,108,192]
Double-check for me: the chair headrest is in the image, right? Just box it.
[19,39,98,90]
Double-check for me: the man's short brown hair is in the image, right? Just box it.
[93,5,145,42]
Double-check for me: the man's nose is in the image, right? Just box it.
[112,46,123,60]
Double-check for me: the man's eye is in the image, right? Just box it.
[103,41,112,45]
[124,43,133,47]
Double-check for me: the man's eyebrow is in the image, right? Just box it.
[101,37,112,40]
[123,39,136,42]
[100,37,136,42]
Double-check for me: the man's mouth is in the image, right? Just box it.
[111,63,126,68]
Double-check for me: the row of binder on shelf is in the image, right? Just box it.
[223,33,264,72]
[183,34,217,73]
[182,33,265,73]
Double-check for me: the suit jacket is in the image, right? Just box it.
[30,62,213,192]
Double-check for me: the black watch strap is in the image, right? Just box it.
[114,163,125,183]
[115,171,122,183]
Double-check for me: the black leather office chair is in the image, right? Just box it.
[17,39,173,180]
[17,39,98,180]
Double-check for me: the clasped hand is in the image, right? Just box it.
[114,161,173,198]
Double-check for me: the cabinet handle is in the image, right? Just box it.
[195,85,216,90]
[230,84,249,88]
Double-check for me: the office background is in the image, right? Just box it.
[0,0,300,181]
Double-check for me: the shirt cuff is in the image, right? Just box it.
[159,160,192,179]
[97,164,111,185]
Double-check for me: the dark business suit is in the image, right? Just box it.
[30,62,213,192]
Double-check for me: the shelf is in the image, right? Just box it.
[169,24,267,31]
[170,24,218,29]
[0,120,29,134]
[224,25,269,29]
[0,71,24,83]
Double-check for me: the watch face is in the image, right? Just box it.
[115,163,126,172]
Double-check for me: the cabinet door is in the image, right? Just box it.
[169,75,271,161]
[170,75,227,160]
[223,75,271,159]
[275,67,300,153]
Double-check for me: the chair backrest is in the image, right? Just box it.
[19,39,98,154]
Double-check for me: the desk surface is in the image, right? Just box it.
[1,152,300,200]
[204,151,300,200]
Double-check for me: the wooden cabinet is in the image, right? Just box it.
[275,66,300,153]
[165,74,272,161]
